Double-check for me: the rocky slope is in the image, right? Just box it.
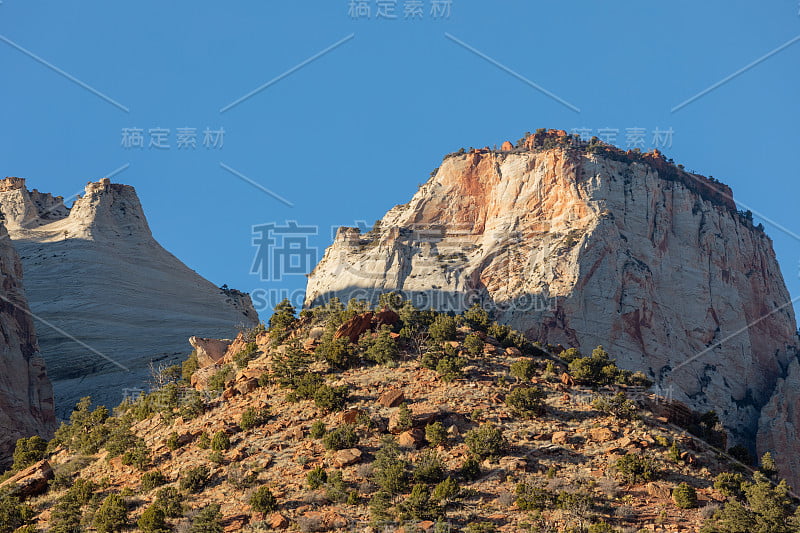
[0,219,55,465]
[3,307,779,532]
[305,131,799,485]
[0,177,258,418]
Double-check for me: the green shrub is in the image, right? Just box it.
[516,481,556,511]
[11,435,47,471]
[121,441,151,470]
[395,403,413,433]
[673,482,697,509]
[240,407,270,430]
[373,437,408,495]
[289,372,324,401]
[425,422,447,447]
[309,420,326,439]
[369,490,394,525]
[197,432,211,449]
[713,472,745,499]
[314,384,350,412]
[568,346,652,387]
[154,486,183,517]
[137,504,169,533]
[465,424,506,458]
[431,476,460,505]
[506,386,545,418]
[703,472,795,532]
[436,355,465,382]
[249,486,278,514]
[51,397,110,454]
[49,496,83,533]
[182,351,199,382]
[307,466,328,489]
[399,483,440,521]
[141,470,167,491]
[273,341,312,388]
[459,456,481,482]
[614,453,659,484]
[0,489,32,533]
[560,348,582,363]
[180,465,211,493]
[413,450,446,483]
[362,325,400,365]
[463,304,490,331]
[268,298,296,336]
[669,440,681,463]
[509,359,537,382]
[760,452,778,477]
[322,424,358,450]
[587,521,616,533]
[189,503,223,533]
[324,470,352,503]
[104,424,140,458]
[166,432,181,450]
[179,389,206,420]
[592,392,638,419]
[233,342,259,369]
[464,522,497,533]
[210,431,230,451]
[209,450,224,464]
[93,493,128,533]
[68,477,98,505]
[727,444,754,466]
[208,365,234,392]
[316,334,354,369]
[428,314,457,342]
[463,333,484,355]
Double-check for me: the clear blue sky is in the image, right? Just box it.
[2,1,799,320]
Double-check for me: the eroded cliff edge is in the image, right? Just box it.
[305,130,799,485]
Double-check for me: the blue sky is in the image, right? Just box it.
[1,1,799,320]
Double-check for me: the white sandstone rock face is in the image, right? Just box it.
[758,359,800,490]
[0,177,258,417]
[0,217,55,464]
[306,138,798,481]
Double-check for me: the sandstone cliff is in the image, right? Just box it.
[0,177,259,418]
[0,220,55,464]
[306,131,799,482]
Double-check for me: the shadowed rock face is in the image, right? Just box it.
[0,177,259,418]
[0,220,55,465]
[305,132,799,484]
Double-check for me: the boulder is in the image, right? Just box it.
[234,377,259,396]
[268,513,289,529]
[398,428,425,449]
[332,448,362,467]
[378,389,405,408]
[334,312,374,343]
[498,456,527,472]
[589,427,615,443]
[551,431,569,445]
[191,364,221,391]
[374,308,400,326]
[190,336,232,367]
[0,459,53,499]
